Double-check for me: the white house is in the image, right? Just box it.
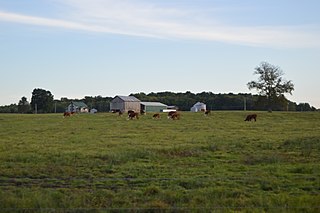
[67,101,89,113]
[190,102,206,112]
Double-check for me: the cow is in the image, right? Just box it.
[128,111,139,120]
[167,111,176,119]
[168,111,180,120]
[244,114,257,122]
[152,113,160,119]
[140,110,146,115]
[204,110,211,116]
[128,110,135,115]
[63,112,72,117]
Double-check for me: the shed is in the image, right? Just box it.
[110,96,141,113]
[90,108,98,114]
[140,102,168,113]
[67,101,89,113]
[190,102,206,112]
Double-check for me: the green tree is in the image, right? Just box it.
[247,62,294,111]
[30,88,54,113]
[18,96,31,113]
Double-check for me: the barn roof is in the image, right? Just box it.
[71,101,88,108]
[141,102,167,107]
[193,102,206,107]
[116,96,141,102]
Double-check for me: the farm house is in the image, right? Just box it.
[110,96,141,113]
[140,102,168,113]
[190,102,207,112]
[67,101,89,113]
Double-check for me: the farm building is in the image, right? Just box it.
[110,96,141,113]
[90,108,98,114]
[190,102,206,112]
[67,101,89,113]
[140,102,168,113]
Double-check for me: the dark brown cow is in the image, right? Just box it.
[244,114,257,121]
[169,111,180,120]
[128,110,135,115]
[140,110,146,115]
[204,110,211,116]
[167,111,176,119]
[153,113,160,119]
[128,112,139,120]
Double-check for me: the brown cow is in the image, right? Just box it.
[204,110,211,116]
[169,111,180,120]
[152,113,160,119]
[167,111,176,119]
[63,112,72,117]
[128,111,139,120]
[128,110,135,115]
[244,114,257,121]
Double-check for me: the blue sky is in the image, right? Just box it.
[1,0,320,108]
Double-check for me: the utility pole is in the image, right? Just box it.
[35,103,37,114]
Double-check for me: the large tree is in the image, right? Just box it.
[247,62,294,111]
[30,88,54,113]
[18,96,31,113]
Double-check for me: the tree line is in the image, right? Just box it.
[0,89,317,113]
[0,62,318,113]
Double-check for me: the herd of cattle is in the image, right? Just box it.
[64,109,257,121]
[117,110,181,120]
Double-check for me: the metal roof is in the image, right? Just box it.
[140,102,167,107]
[116,96,141,102]
[71,101,88,108]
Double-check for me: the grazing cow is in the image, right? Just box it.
[111,109,120,113]
[153,113,160,119]
[128,110,135,115]
[167,111,176,119]
[140,110,146,115]
[128,112,139,120]
[64,111,76,118]
[204,110,211,116]
[244,114,257,122]
[169,111,180,120]
[63,112,72,117]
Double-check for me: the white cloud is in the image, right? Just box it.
[0,0,319,48]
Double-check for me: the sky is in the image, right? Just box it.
[1,0,320,108]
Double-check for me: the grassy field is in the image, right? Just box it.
[0,111,319,212]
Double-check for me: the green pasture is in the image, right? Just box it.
[0,111,319,212]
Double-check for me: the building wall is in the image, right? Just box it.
[142,105,167,112]
[124,102,140,112]
[110,97,125,112]
[110,97,140,112]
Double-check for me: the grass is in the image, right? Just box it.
[0,111,319,212]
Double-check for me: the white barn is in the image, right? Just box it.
[190,102,206,112]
